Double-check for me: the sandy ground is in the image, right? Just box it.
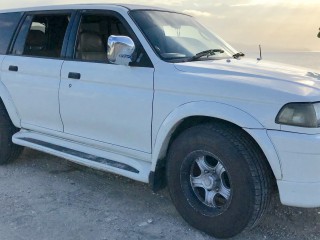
[0,148,319,240]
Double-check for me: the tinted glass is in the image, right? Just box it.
[0,12,22,54]
[12,15,33,55]
[13,14,70,58]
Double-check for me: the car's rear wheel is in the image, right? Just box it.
[0,103,24,165]
[166,122,272,238]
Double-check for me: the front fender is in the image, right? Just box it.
[151,101,282,179]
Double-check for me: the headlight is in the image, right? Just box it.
[276,102,320,128]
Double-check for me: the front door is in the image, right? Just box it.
[60,11,154,153]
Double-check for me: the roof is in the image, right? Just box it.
[0,3,170,14]
[114,4,169,11]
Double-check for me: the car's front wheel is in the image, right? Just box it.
[166,122,273,239]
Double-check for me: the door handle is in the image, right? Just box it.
[9,65,18,72]
[68,72,81,80]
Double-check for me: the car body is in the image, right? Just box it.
[0,3,319,238]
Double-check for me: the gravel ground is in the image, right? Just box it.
[0,148,319,240]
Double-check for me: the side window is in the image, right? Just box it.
[75,14,130,62]
[74,13,153,67]
[13,13,71,58]
[0,12,23,55]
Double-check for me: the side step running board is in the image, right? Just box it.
[20,137,139,173]
[13,131,151,183]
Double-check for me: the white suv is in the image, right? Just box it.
[0,4,319,238]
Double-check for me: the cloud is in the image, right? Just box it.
[231,0,320,7]
[136,0,188,6]
[231,3,258,7]
[182,10,212,17]
[230,0,274,7]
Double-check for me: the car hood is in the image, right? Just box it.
[174,58,320,100]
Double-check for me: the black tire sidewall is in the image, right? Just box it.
[0,107,22,165]
[167,126,257,238]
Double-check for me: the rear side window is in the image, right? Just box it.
[13,13,71,58]
[0,12,22,54]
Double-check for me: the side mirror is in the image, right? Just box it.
[107,35,136,66]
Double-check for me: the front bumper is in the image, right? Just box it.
[277,181,320,208]
[268,130,320,208]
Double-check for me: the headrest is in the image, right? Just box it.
[80,23,100,33]
[78,31,105,52]
[26,30,46,48]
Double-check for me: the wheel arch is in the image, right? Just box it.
[150,101,281,191]
[0,80,21,127]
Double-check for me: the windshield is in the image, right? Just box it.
[130,10,238,62]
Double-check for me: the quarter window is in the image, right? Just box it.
[0,12,23,55]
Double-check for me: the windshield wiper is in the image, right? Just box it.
[189,49,225,61]
[233,52,245,59]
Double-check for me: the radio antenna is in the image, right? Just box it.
[257,45,262,61]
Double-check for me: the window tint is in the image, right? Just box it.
[75,14,130,62]
[12,16,32,55]
[0,12,22,54]
[21,14,70,58]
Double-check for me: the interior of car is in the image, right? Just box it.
[24,15,70,58]
[75,15,130,62]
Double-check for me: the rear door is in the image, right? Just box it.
[60,10,154,153]
[1,11,74,132]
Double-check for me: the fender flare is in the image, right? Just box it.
[151,101,282,179]
[0,80,21,127]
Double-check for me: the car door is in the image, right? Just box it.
[1,11,74,132]
[59,10,154,153]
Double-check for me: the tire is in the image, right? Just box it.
[166,122,272,239]
[0,104,24,165]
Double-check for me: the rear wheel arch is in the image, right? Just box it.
[0,81,21,127]
[0,95,23,164]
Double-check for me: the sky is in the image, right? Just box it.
[0,0,319,52]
